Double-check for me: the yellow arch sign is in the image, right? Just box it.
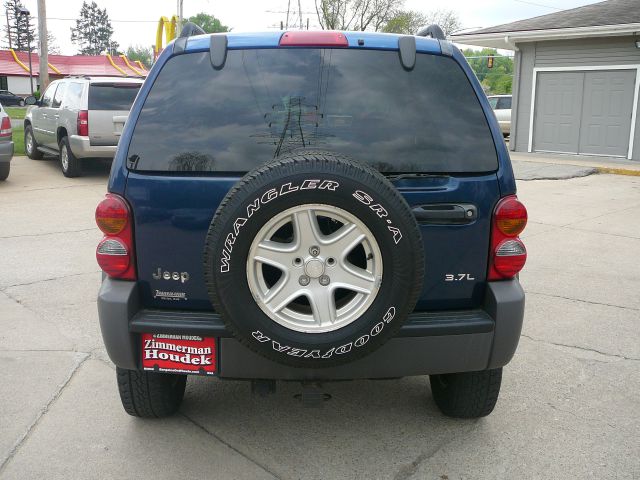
[155,16,178,57]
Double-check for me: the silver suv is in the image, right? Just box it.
[24,76,143,177]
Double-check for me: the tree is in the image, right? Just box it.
[45,32,60,55]
[3,0,36,51]
[315,0,402,32]
[187,13,230,33]
[382,10,426,34]
[70,1,119,55]
[125,45,152,68]
[421,9,461,36]
[462,48,513,94]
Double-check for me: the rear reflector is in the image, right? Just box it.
[0,116,11,137]
[279,31,348,47]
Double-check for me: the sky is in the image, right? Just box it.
[15,0,604,55]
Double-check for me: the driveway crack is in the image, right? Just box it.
[393,423,477,480]
[1,271,101,290]
[180,412,281,479]
[0,227,97,239]
[520,334,639,361]
[0,352,90,473]
[525,290,639,312]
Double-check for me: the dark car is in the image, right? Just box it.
[0,90,25,107]
[0,103,13,180]
[96,26,528,419]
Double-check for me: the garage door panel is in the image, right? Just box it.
[606,125,623,147]
[579,70,635,157]
[533,72,583,153]
[533,69,636,157]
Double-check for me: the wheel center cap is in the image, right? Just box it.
[304,259,325,278]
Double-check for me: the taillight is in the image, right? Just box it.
[279,31,348,47]
[95,193,136,280]
[77,110,89,136]
[0,117,11,138]
[488,195,527,280]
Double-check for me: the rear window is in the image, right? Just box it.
[88,83,140,110]
[127,49,497,173]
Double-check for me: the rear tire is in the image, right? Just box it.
[116,367,187,418]
[24,125,44,160]
[430,368,502,418]
[59,136,82,177]
[0,163,9,181]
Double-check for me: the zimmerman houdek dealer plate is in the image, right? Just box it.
[141,333,216,375]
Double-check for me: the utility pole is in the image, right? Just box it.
[17,7,33,95]
[5,10,12,49]
[38,0,49,92]
[177,0,184,33]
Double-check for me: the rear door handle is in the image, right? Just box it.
[412,204,477,224]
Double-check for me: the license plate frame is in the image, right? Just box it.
[141,333,216,376]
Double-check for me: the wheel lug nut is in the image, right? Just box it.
[319,275,330,286]
[299,275,310,286]
[309,246,320,257]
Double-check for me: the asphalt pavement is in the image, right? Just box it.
[1,155,639,479]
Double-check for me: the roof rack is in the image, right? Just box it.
[179,22,205,38]
[416,24,446,40]
[173,22,207,55]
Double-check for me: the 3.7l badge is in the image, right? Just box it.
[444,273,475,282]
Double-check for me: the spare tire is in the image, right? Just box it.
[204,152,424,367]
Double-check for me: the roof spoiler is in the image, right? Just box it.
[416,24,453,56]
[173,22,207,54]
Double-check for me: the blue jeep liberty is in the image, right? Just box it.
[96,26,527,418]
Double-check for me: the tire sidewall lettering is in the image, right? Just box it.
[250,305,396,360]
[220,180,403,273]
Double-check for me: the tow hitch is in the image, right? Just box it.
[294,382,332,408]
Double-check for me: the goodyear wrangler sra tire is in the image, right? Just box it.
[204,152,424,367]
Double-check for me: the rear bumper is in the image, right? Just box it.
[98,279,525,379]
[0,141,14,163]
[69,135,116,159]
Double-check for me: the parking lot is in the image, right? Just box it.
[1,155,639,479]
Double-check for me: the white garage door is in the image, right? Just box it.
[533,70,636,157]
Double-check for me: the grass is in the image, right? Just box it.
[5,107,26,120]
[12,124,24,156]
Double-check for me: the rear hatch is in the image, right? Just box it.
[123,45,502,311]
[88,82,141,146]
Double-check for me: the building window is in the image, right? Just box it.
[0,76,7,90]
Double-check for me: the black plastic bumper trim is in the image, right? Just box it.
[129,308,494,338]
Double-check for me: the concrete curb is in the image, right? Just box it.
[596,167,640,177]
